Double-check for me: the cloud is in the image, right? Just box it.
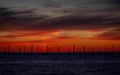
[25,15,119,31]
[0,30,58,38]
[0,7,48,31]
[0,0,120,40]
[105,0,120,6]
[41,0,62,8]
[0,7,119,31]
[95,28,120,40]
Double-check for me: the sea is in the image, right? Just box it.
[0,53,120,75]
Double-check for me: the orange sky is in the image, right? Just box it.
[0,29,120,53]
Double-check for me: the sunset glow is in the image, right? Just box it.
[0,0,120,53]
[0,29,120,53]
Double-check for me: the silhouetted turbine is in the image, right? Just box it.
[31,45,33,53]
[57,46,60,53]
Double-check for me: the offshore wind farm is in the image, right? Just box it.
[0,0,120,75]
[1,44,120,53]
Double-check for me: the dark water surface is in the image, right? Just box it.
[0,53,120,75]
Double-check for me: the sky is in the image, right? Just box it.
[0,0,120,52]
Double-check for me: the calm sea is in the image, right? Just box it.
[0,53,120,75]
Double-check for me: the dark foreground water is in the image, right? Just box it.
[0,53,120,75]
